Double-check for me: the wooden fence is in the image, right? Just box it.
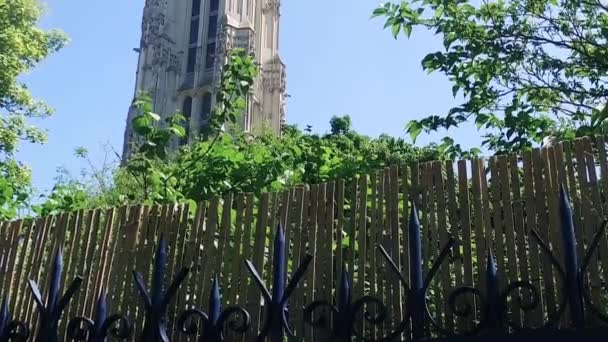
[1,136,608,340]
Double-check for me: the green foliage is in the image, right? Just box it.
[37,49,438,214]
[32,182,89,217]
[0,0,67,219]
[330,115,352,135]
[375,0,608,154]
[51,118,438,209]
[206,49,259,137]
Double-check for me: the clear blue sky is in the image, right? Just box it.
[19,0,480,195]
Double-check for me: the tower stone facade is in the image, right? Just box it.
[122,0,286,158]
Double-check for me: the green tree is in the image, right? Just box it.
[0,0,67,219]
[374,0,608,153]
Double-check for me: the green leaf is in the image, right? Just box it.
[148,112,161,121]
[404,24,413,38]
[132,116,153,135]
[392,23,402,38]
[405,121,423,142]
[371,7,388,17]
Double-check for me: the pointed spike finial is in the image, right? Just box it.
[408,202,423,291]
[272,224,287,301]
[485,247,502,331]
[152,234,167,305]
[338,269,351,312]
[408,200,426,340]
[558,185,585,328]
[209,276,221,324]
[94,291,108,337]
[486,247,497,278]
[48,247,64,311]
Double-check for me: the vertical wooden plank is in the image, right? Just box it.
[11,219,36,316]
[522,151,544,325]
[563,141,585,260]
[400,164,411,291]
[312,183,327,342]
[138,205,161,285]
[2,221,23,303]
[89,209,116,313]
[188,201,207,310]
[498,155,521,325]
[446,161,464,331]
[227,194,246,306]
[471,159,487,299]
[336,180,345,285]
[301,187,314,338]
[348,179,358,279]
[75,209,102,317]
[509,154,532,324]
[546,147,567,326]
[170,204,191,340]
[457,161,473,287]
[107,206,128,308]
[24,216,54,321]
[596,135,608,209]
[115,206,142,318]
[356,175,368,332]
[488,158,507,291]
[313,182,331,342]
[0,221,6,277]
[368,172,380,340]
[378,170,388,336]
[216,195,233,279]
[389,166,403,325]
[381,168,392,334]
[64,210,89,324]
[67,210,92,316]
[574,139,602,308]
[425,163,440,327]
[533,148,556,318]
[324,182,335,303]
[307,184,320,303]
[11,220,28,315]
[457,160,474,330]
[434,161,453,332]
[245,193,270,340]
[266,193,279,284]
[202,198,219,299]
[290,188,306,336]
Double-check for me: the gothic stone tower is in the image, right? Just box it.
[122,0,286,158]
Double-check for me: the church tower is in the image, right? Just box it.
[122,0,286,158]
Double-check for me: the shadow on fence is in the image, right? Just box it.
[2,187,608,341]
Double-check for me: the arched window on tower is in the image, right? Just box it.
[210,0,219,13]
[192,0,201,16]
[205,0,220,70]
[181,96,193,144]
[186,0,202,75]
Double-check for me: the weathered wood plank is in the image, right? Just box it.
[573,139,601,307]
[522,151,544,325]
[245,193,269,339]
[533,148,556,318]
[508,154,532,324]
[457,160,474,330]
[498,155,521,325]
[357,175,368,333]
[434,161,453,332]
[471,159,487,301]
[389,165,403,325]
